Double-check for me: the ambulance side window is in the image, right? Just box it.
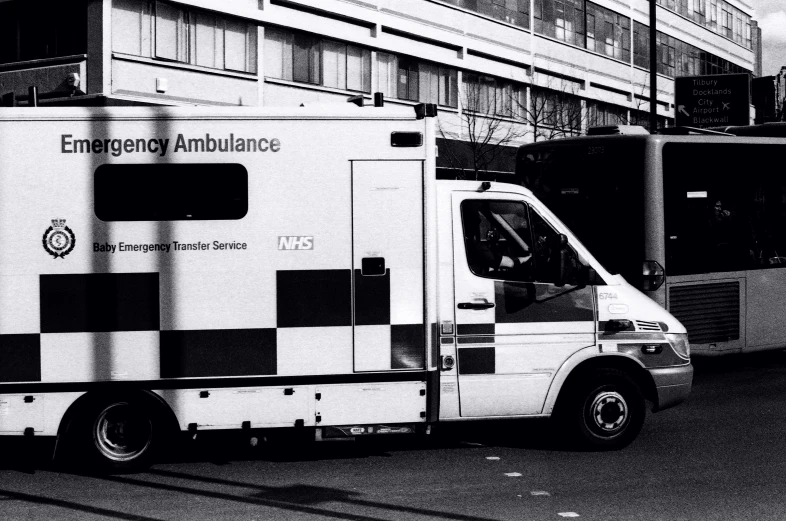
[461,200,534,282]
[94,163,248,221]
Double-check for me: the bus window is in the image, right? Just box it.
[663,143,786,275]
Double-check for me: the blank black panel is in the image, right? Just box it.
[0,334,41,383]
[354,269,390,326]
[95,163,248,221]
[160,328,276,378]
[458,347,495,375]
[277,270,352,328]
[456,323,495,335]
[40,273,160,333]
[391,324,424,369]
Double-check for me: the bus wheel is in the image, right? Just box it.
[76,398,157,472]
[561,369,645,450]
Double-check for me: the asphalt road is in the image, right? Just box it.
[3,351,786,520]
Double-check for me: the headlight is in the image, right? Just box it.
[665,333,690,360]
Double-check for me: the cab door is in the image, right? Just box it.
[452,193,596,417]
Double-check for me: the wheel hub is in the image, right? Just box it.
[93,403,152,462]
[590,391,628,432]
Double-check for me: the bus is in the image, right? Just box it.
[516,125,786,356]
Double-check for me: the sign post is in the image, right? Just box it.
[674,73,750,128]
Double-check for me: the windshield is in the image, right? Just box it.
[516,139,645,285]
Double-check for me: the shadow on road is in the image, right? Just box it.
[0,416,566,475]
[691,349,786,383]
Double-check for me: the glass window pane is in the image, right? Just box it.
[113,0,145,56]
[398,58,418,101]
[346,45,370,92]
[194,13,217,68]
[155,1,184,61]
[419,62,439,103]
[461,200,534,281]
[265,27,291,79]
[293,33,319,83]
[377,52,398,97]
[439,67,458,107]
[247,24,257,73]
[225,19,249,71]
[322,40,346,89]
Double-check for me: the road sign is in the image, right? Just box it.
[674,73,750,128]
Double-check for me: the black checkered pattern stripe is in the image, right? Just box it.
[455,280,595,375]
[0,270,424,383]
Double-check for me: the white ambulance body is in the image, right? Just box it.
[0,104,692,471]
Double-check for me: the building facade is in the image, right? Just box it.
[0,0,756,172]
[750,19,762,77]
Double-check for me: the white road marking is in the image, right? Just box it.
[504,472,522,477]
[531,491,550,496]
[558,513,580,517]
[486,456,500,460]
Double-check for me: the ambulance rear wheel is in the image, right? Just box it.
[560,369,645,450]
[76,398,158,472]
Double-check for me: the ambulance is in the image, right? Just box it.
[0,102,692,471]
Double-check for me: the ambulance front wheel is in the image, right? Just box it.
[73,397,159,472]
[559,368,645,450]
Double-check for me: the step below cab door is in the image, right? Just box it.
[452,193,596,417]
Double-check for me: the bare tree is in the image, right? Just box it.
[513,74,585,142]
[438,73,527,180]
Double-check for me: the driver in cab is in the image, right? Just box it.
[464,206,532,278]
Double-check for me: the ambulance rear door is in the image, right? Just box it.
[351,160,426,372]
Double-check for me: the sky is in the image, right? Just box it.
[752,0,786,75]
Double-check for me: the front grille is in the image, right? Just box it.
[668,282,740,344]
[635,320,662,332]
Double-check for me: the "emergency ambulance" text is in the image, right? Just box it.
[62,133,281,157]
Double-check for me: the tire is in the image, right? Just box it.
[73,397,158,473]
[558,369,645,450]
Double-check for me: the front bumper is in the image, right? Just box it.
[649,363,693,411]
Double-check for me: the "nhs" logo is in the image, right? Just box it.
[278,236,314,250]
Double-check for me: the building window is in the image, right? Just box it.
[633,23,750,78]
[155,1,187,62]
[292,33,321,84]
[0,0,88,65]
[440,0,529,30]
[657,0,752,50]
[656,32,676,77]
[585,2,630,62]
[377,53,458,108]
[534,0,585,47]
[531,87,582,134]
[463,73,523,118]
[112,0,257,74]
[633,21,649,69]
[194,13,224,69]
[266,27,371,93]
[588,101,627,127]
[397,57,420,101]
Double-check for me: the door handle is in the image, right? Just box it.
[458,302,495,310]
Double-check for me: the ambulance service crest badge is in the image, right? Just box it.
[43,218,76,259]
